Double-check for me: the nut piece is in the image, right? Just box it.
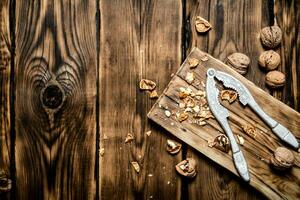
[260,26,282,49]
[188,58,199,68]
[165,110,172,117]
[208,134,230,153]
[236,135,245,146]
[270,147,295,170]
[220,90,238,104]
[176,112,189,122]
[226,53,250,75]
[139,79,156,90]
[131,161,140,173]
[125,133,134,143]
[258,50,280,71]
[148,90,158,99]
[242,125,257,139]
[195,16,212,33]
[185,72,195,84]
[100,148,105,156]
[265,70,285,88]
[166,139,182,155]
[175,158,197,178]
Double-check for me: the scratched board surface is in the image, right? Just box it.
[148,48,300,200]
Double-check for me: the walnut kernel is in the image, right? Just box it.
[242,125,257,139]
[208,134,230,153]
[139,79,156,90]
[220,90,238,104]
[188,58,199,68]
[131,161,140,173]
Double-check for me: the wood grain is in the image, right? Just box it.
[275,0,300,111]
[14,1,97,199]
[185,1,270,199]
[99,0,182,199]
[148,48,300,200]
[0,0,11,197]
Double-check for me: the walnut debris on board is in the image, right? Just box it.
[176,112,189,122]
[166,139,182,155]
[176,86,213,125]
[185,72,195,84]
[220,89,238,104]
[165,110,171,118]
[188,58,199,68]
[236,135,245,146]
[175,158,197,178]
[208,134,230,153]
[200,55,209,62]
[241,125,257,139]
[125,133,134,143]
[131,161,140,173]
[195,16,212,33]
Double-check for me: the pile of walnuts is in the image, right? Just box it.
[258,25,285,89]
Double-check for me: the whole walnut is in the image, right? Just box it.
[258,50,280,71]
[260,26,282,49]
[270,147,295,170]
[226,53,250,75]
[265,71,285,88]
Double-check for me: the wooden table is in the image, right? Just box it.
[0,0,299,199]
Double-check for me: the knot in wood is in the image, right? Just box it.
[0,173,11,193]
[41,84,64,109]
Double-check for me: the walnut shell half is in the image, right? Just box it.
[270,147,295,170]
[195,16,212,33]
[260,26,282,49]
[226,53,250,75]
[258,50,280,71]
[265,70,285,88]
[139,79,156,90]
[208,134,230,153]
[175,158,197,178]
[166,139,182,155]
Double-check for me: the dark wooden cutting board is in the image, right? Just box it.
[148,48,300,200]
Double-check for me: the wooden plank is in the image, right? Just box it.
[99,0,182,199]
[185,1,270,199]
[0,0,11,198]
[148,48,300,200]
[14,1,97,199]
[275,0,300,110]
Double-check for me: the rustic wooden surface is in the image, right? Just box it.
[148,48,300,200]
[99,1,182,199]
[14,0,97,199]
[0,0,299,199]
[0,0,11,199]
